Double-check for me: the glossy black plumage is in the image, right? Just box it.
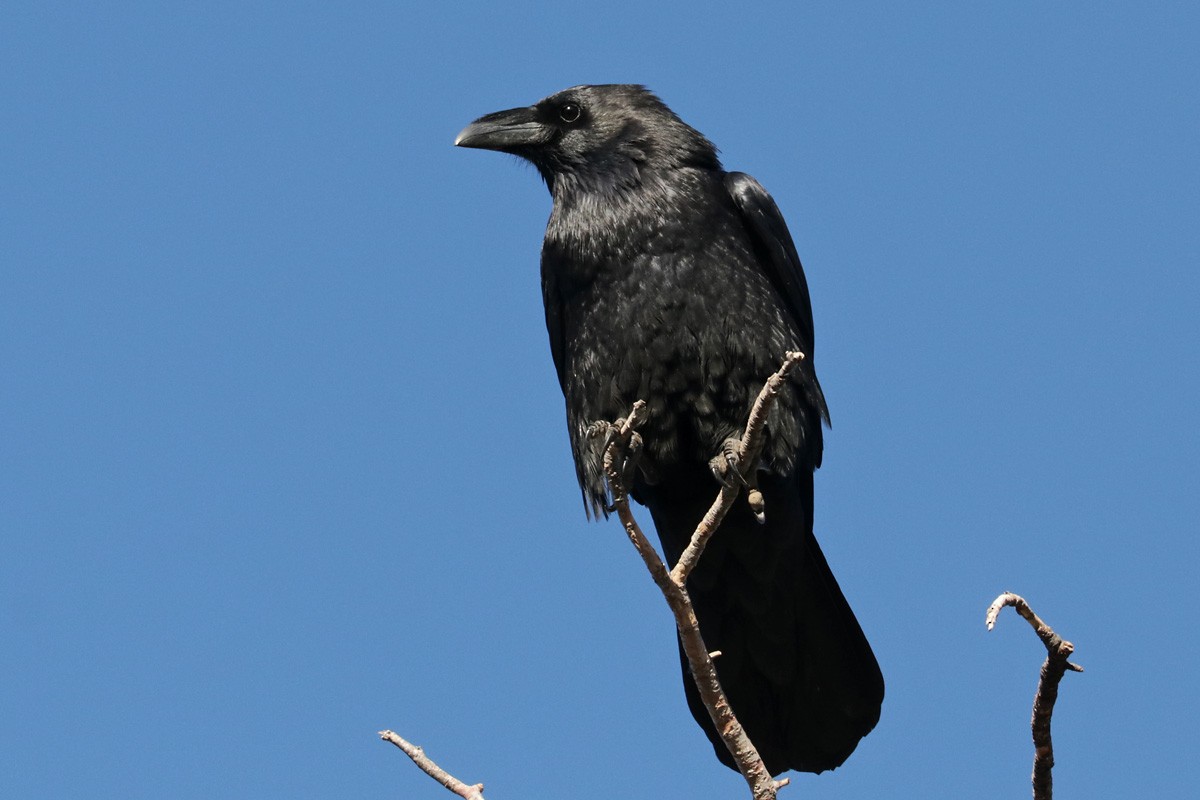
[457,84,883,775]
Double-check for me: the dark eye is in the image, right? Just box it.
[559,102,581,123]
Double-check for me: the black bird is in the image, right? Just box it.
[456,84,882,776]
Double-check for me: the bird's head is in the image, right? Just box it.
[455,84,720,193]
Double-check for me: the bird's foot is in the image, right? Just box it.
[588,419,644,510]
[709,437,767,523]
[708,438,749,488]
[618,428,644,490]
[586,419,617,450]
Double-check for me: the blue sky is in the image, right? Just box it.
[2,2,1197,797]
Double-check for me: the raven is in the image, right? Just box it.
[456,84,883,776]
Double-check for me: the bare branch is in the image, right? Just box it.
[987,592,1083,800]
[601,353,803,800]
[379,730,486,800]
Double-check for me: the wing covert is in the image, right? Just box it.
[725,171,829,426]
[724,171,817,355]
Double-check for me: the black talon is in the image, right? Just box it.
[709,437,749,488]
[726,453,750,488]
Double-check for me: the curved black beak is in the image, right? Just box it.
[454,106,552,152]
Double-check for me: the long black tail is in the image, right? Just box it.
[641,469,883,776]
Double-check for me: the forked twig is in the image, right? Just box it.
[987,592,1083,800]
[601,353,805,800]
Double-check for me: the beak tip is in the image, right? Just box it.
[454,124,494,150]
[453,108,546,153]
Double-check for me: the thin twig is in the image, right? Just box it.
[986,592,1083,800]
[379,730,486,800]
[602,354,803,800]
